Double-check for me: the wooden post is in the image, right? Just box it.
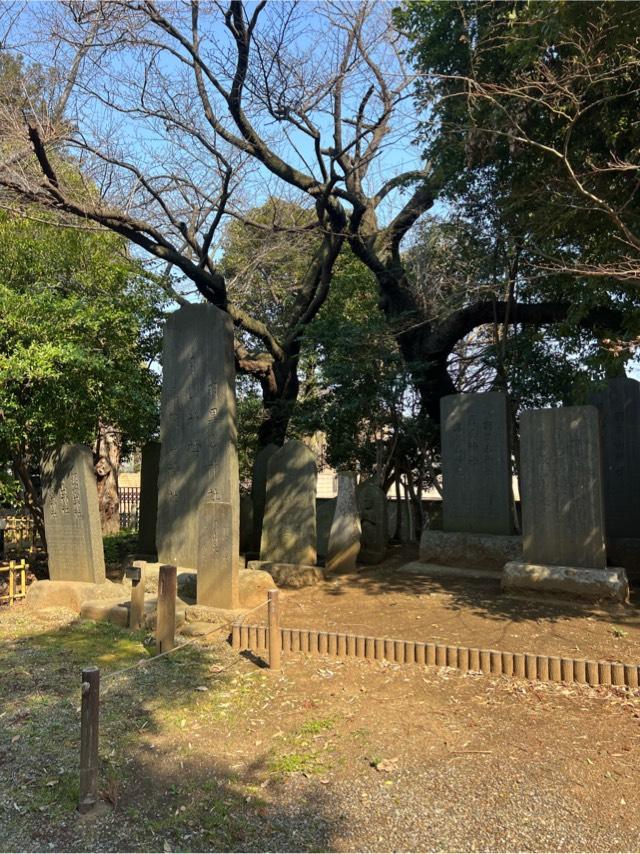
[79,666,100,813]
[268,589,281,671]
[8,560,14,606]
[129,561,146,630]
[156,564,177,655]
[20,561,26,599]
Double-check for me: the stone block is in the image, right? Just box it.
[589,378,640,539]
[327,472,361,573]
[357,481,387,564]
[41,444,106,583]
[239,568,277,608]
[503,561,629,603]
[260,440,317,565]
[247,560,324,588]
[419,529,521,571]
[156,303,239,569]
[138,441,160,555]
[26,579,125,613]
[441,392,515,535]
[80,599,129,628]
[520,406,606,568]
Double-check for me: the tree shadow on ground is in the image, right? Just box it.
[324,545,640,631]
[0,613,342,852]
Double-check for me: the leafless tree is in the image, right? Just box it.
[0,0,630,445]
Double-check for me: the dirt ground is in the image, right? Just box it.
[2,557,640,853]
[271,546,640,665]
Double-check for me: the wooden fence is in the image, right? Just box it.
[119,487,140,531]
[232,623,640,690]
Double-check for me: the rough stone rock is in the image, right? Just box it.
[419,529,522,572]
[26,579,125,613]
[239,568,277,608]
[184,604,247,625]
[400,561,502,582]
[179,621,221,638]
[247,560,325,589]
[502,561,629,603]
[327,471,361,573]
[80,599,129,627]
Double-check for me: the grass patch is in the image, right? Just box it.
[268,751,326,776]
[299,717,334,735]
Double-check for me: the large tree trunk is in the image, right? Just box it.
[94,424,121,534]
[257,353,301,448]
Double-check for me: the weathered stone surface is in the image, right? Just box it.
[589,378,640,538]
[520,406,606,568]
[184,604,246,625]
[251,444,278,552]
[240,494,254,555]
[248,560,324,588]
[400,561,502,582]
[156,303,239,568]
[419,529,521,571]
[138,441,160,555]
[80,599,129,627]
[316,498,336,557]
[503,561,629,603]
[327,472,361,573]
[27,579,124,612]
[260,440,317,565]
[441,392,515,535]
[357,481,387,564]
[196,501,238,609]
[239,568,277,607]
[41,444,106,583]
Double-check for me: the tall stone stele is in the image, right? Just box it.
[357,480,387,565]
[589,378,640,577]
[503,405,629,602]
[420,391,520,572]
[41,444,106,583]
[250,443,278,554]
[156,303,240,607]
[138,441,160,555]
[260,440,317,566]
[327,471,362,573]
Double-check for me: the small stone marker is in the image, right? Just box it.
[251,444,278,553]
[41,444,106,583]
[156,303,239,568]
[589,378,640,538]
[441,392,514,535]
[327,472,361,573]
[521,406,606,568]
[196,501,238,608]
[260,440,317,565]
[138,441,160,555]
[357,480,387,564]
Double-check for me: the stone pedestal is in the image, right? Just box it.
[42,444,106,583]
[420,529,521,572]
[503,562,629,603]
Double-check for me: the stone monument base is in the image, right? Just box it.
[247,560,324,589]
[26,579,126,613]
[420,530,521,572]
[502,561,629,603]
[399,561,502,582]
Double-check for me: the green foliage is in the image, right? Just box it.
[0,211,165,503]
[103,530,139,566]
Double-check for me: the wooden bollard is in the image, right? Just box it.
[268,590,281,670]
[78,666,100,814]
[231,623,241,650]
[156,564,177,655]
[129,561,146,630]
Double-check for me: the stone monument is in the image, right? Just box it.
[327,471,361,573]
[42,444,106,583]
[138,441,160,555]
[419,392,520,572]
[196,501,238,608]
[589,378,640,576]
[503,406,628,602]
[250,443,278,554]
[357,480,387,564]
[260,440,317,565]
[156,303,240,581]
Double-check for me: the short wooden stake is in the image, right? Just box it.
[130,561,146,630]
[156,564,177,655]
[268,590,281,670]
[231,623,241,650]
[78,666,100,814]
